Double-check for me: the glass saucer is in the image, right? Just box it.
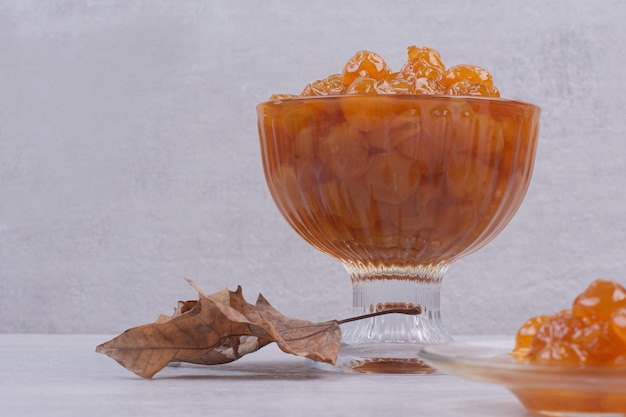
[418,338,626,417]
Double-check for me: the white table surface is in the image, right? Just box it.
[0,334,531,417]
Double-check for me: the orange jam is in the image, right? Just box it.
[514,279,626,365]
[258,95,539,269]
[270,45,501,100]
[512,279,626,414]
[258,46,539,274]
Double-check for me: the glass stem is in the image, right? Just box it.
[341,264,453,344]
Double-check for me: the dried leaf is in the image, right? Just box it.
[97,280,422,378]
[155,300,197,323]
[254,294,341,364]
[96,281,341,378]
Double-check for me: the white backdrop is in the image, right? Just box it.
[2,0,626,335]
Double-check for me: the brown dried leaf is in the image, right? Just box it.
[254,294,341,364]
[154,300,197,323]
[96,281,341,378]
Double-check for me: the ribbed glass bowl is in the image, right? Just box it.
[257,94,540,373]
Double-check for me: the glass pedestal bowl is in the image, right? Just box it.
[257,94,540,373]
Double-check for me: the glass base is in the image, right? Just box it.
[336,342,439,374]
[323,264,452,373]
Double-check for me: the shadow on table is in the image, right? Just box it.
[444,397,533,417]
[150,359,331,381]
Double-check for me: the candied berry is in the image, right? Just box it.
[514,315,551,353]
[301,74,346,97]
[444,65,500,97]
[409,66,445,84]
[346,77,396,95]
[445,157,493,202]
[572,279,626,321]
[445,64,494,87]
[447,80,495,97]
[399,46,446,92]
[389,72,415,94]
[318,123,370,179]
[325,73,345,90]
[364,150,421,204]
[611,306,626,343]
[527,311,587,365]
[342,50,392,86]
[401,46,446,72]
[531,341,586,366]
[572,320,626,365]
[410,77,444,95]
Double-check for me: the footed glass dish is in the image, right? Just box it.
[257,94,540,373]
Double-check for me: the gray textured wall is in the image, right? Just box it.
[2,0,626,335]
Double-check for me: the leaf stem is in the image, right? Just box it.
[337,306,422,325]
